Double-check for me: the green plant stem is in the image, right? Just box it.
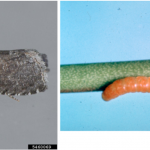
[61,60,150,92]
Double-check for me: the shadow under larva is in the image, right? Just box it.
[0,49,49,101]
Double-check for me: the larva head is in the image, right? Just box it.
[102,92,119,101]
[102,84,119,101]
[102,79,124,101]
[102,93,111,101]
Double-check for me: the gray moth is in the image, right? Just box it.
[0,49,49,101]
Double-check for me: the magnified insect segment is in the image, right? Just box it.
[102,76,150,101]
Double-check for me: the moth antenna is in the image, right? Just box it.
[6,94,20,102]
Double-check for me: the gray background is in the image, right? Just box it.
[0,1,57,149]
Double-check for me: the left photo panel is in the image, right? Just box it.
[0,1,57,149]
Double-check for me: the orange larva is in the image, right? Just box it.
[102,76,150,101]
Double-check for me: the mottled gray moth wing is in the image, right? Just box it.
[0,49,49,96]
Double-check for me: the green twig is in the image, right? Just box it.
[61,60,150,92]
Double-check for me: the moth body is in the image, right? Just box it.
[0,49,49,101]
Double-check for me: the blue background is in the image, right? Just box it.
[60,1,150,131]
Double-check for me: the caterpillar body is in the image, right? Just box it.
[102,76,150,101]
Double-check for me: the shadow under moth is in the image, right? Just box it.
[0,49,49,101]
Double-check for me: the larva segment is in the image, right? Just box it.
[102,76,150,101]
[147,77,150,92]
[123,77,136,93]
[136,76,148,92]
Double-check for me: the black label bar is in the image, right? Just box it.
[28,144,57,149]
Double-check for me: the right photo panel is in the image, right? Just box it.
[60,1,150,131]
